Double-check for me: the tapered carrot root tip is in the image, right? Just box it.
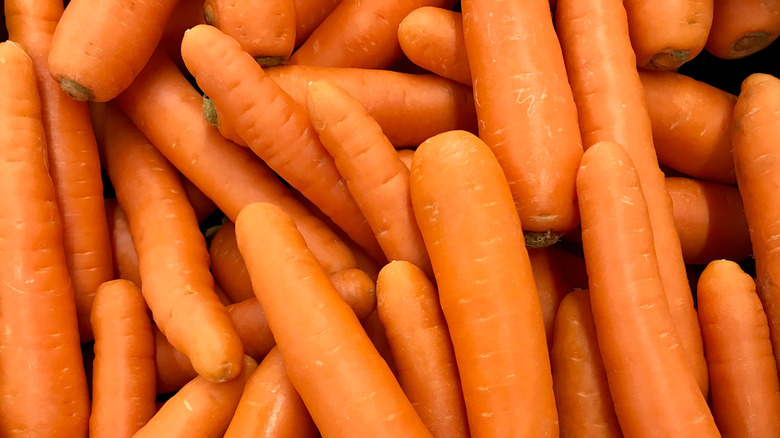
[254,56,287,68]
[59,77,94,102]
[202,96,219,128]
[730,32,772,59]
[648,50,690,71]
[524,229,563,248]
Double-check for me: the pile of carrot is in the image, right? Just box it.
[1,0,780,436]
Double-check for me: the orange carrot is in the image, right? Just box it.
[528,247,573,348]
[209,221,254,302]
[89,280,156,438]
[556,0,709,395]
[361,309,399,375]
[0,41,90,437]
[154,326,198,395]
[577,140,718,437]
[235,202,431,437]
[397,148,415,170]
[47,0,179,101]
[411,130,557,436]
[181,176,218,223]
[93,102,244,382]
[547,246,589,291]
[706,0,780,59]
[224,347,319,438]
[159,0,207,71]
[105,199,142,288]
[293,0,340,47]
[551,290,622,438]
[462,0,583,239]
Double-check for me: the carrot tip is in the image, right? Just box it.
[202,96,219,128]
[524,229,563,248]
[730,32,771,59]
[254,56,287,68]
[59,77,94,102]
[647,50,690,71]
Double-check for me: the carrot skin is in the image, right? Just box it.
[528,247,572,348]
[705,0,780,59]
[105,199,142,287]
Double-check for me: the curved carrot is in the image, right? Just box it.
[0,41,90,437]
[697,260,780,436]
[577,140,718,437]
[181,25,383,262]
[411,130,556,436]
[93,102,244,382]
[307,80,432,277]
[293,0,340,47]
[224,347,319,438]
[6,0,114,342]
[556,0,709,395]
[89,280,156,438]
[115,48,358,275]
[732,73,780,374]
[47,0,179,101]
[235,202,431,437]
[376,261,469,438]
[105,199,142,287]
[665,177,751,265]
[706,0,780,59]
[462,0,583,239]
[528,247,573,348]
[640,70,736,184]
[551,290,622,438]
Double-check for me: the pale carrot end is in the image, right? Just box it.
[730,32,772,58]
[648,49,690,71]
[59,77,94,102]
[202,96,219,127]
[525,229,563,248]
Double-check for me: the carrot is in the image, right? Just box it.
[209,221,254,302]
[135,355,258,438]
[89,280,156,438]
[182,176,218,223]
[376,261,469,438]
[556,0,709,395]
[577,140,718,437]
[528,247,573,348]
[224,347,319,438]
[235,202,431,437]
[47,0,179,101]
[289,0,457,68]
[547,246,589,291]
[0,41,90,437]
[397,148,415,170]
[731,73,780,375]
[6,0,114,342]
[104,199,142,288]
[203,0,296,65]
[411,130,557,436]
[397,7,471,85]
[640,70,737,184]
[93,102,244,382]
[202,95,249,147]
[181,25,384,262]
[361,309,399,375]
[551,290,622,438]
[307,80,432,277]
[665,177,751,265]
[623,0,713,70]
[159,0,207,71]
[115,48,358,275]
[705,0,780,59]
[462,0,583,240]
[697,260,780,436]
[293,0,340,47]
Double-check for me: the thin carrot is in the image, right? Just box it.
[93,102,244,382]
[154,327,198,395]
[89,280,156,438]
[293,0,340,47]
[551,289,622,438]
[397,148,415,170]
[224,347,319,438]
[706,0,780,59]
[462,0,583,240]
[576,140,718,437]
[6,0,114,342]
[104,199,142,288]
[556,0,709,395]
[410,130,557,436]
[0,41,90,437]
[731,72,780,375]
[209,221,254,302]
[47,0,179,101]
[362,309,399,375]
[115,48,358,275]
[376,261,469,438]
[528,247,573,348]
[159,0,207,71]
[181,176,218,223]
[235,202,432,437]
[547,246,589,291]
[181,25,384,262]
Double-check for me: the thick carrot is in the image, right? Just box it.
[697,260,780,436]
[89,280,156,438]
[307,80,432,277]
[289,0,457,68]
[235,202,431,437]
[665,177,751,265]
[47,0,179,101]
[640,70,737,184]
[411,130,557,436]
[0,41,90,437]
[105,199,142,287]
[135,356,258,438]
[224,347,319,438]
[551,290,622,438]
[461,0,583,239]
[577,140,718,437]
[6,0,114,342]
[732,73,780,375]
[556,0,709,395]
[706,0,780,59]
[293,0,340,47]
[376,261,469,438]
[115,48,358,275]
[181,25,384,262]
[93,102,244,382]
[528,247,573,348]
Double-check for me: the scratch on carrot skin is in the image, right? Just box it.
[183,399,193,411]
